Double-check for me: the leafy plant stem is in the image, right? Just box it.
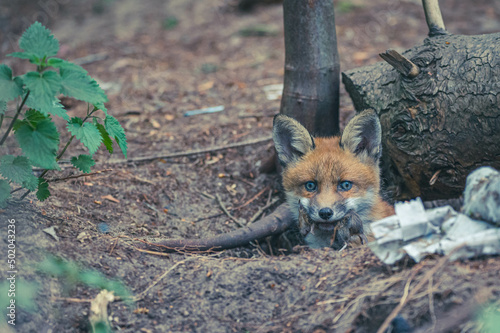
[0,91,30,146]
[0,114,4,129]
[36,135,75,183]
[57,135,75,161]
[37,107,96,183]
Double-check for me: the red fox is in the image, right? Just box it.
[272,109,395,249]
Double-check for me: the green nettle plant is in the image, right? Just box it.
[0,22,127,207]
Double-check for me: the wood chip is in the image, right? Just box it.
[102,195,120,203]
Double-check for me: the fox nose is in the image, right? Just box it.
[318,208,333,220]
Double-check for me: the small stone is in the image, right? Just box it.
[462,167,500,226]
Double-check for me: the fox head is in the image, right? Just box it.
[273,109,386,248]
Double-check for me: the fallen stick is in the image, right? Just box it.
[216,193,245,227]
[137,203,294,253]
[134,256,198,301]
[107,136,273,165]
[46,169,114,182]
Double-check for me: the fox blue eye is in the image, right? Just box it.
[304,181,317,192]
[338,180,352,191]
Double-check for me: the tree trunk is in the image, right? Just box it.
[342,33,500,201]
[280,0,340,136]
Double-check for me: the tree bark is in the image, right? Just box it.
[342,33,500,201]
[280,0,340,136]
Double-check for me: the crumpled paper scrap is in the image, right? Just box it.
[368,165,500,265]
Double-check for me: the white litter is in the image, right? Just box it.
[368,167,500,265]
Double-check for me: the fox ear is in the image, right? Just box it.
[341,109,382,163]
[273,114,315,167]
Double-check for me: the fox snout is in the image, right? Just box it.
[315,205,347,222]
[318,208,333,220]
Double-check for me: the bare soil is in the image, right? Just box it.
[1,0,500,332]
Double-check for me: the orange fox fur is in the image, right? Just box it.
[273,109,395,248]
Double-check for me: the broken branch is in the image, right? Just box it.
[379,49,420,78]
[136,203,294,253]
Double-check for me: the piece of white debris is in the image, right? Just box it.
[43,226,59,241]
[183,105,224,117]
[369,167,500,265]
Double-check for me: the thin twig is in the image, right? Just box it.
[46,169,113,183]
[192,212,225,223]
[429,169,441,186]
[376,245,465,333]
[216,194,245,227]
[428,275,437,328]
[106,136,273,165]
[247,197,280,225]
[134,256,197,301]
[132,246,170,256]
[234,187,269,210]
[108,237,120,256]
[51,296,93,303]
[20,189,30,200]
[10,187,24,194]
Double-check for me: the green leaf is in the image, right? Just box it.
[0,179,10,208]
[59,69,107,105]
[67,117,102,155]
[23,70,62,107]
[14,111,60,170]
[26,94,69,121]
[7,51,37,61]
[48,58,88,74]
[95,121,113,154]
[105,115,127,158]
[18,108,47,127]
[0,100,6,115]
[36,177,50,201]
[71,154,95,173]
[0,155,38,191]
[0,64,23,102]
[93,102,108,116]
[23,70,68,120]
[18,22,59,59]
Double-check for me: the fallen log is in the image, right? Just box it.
[343,32,500,201]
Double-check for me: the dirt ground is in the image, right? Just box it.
[1,0,500,332]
